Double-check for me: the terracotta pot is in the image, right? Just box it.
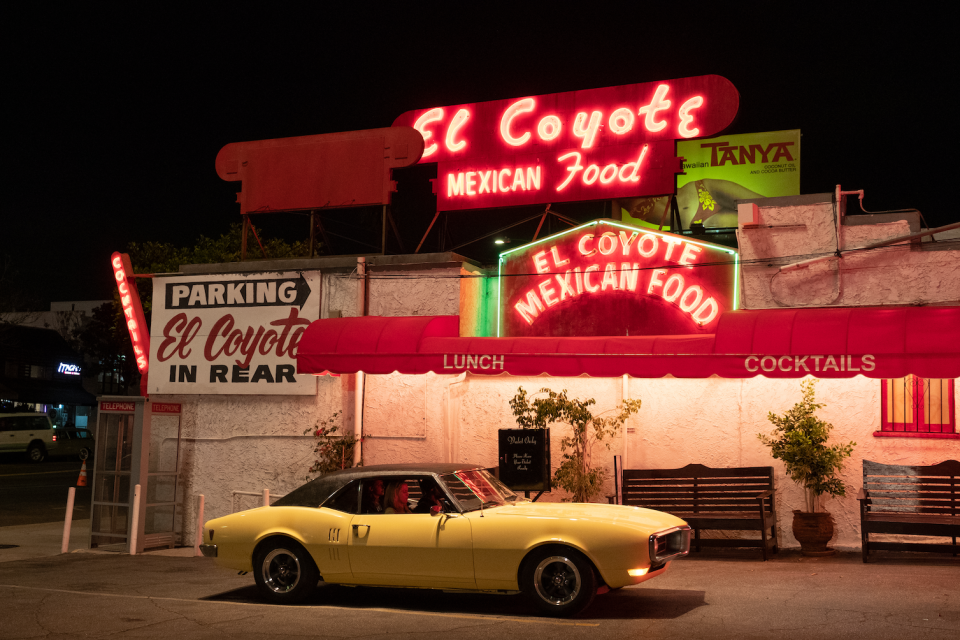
[792,510,836,556]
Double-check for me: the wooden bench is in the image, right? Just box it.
[858,459,960,562]
[621,464,778,560]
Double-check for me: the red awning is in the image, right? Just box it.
[296,307,960,380]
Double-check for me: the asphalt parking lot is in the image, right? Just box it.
[2,548,957,640]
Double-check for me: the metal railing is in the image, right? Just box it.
[231,488,287,513]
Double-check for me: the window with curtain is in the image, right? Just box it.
[880,376,956,436]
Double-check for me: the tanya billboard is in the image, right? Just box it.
[620,129,800,230]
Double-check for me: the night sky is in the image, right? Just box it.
[7,7,955,306]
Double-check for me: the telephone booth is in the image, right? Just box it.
[89,397,182,552]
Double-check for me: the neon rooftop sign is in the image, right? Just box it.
[497,220,739,338]
[393,75,739,211]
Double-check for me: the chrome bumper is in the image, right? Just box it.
[199,543,218,558]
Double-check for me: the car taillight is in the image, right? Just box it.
[51,435,57,441]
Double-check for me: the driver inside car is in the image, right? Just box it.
[412,479,447,514]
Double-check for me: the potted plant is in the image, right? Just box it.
[758,380,855,556]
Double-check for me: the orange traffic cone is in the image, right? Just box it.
[77,460,88,487]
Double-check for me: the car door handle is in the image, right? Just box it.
[352,524,370,534]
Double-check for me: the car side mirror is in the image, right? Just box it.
[430,505,443,516]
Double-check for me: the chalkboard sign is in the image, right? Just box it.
[498,429,551,492]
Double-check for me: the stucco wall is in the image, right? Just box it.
[368,266,462,317]
[739,197,960,308]
[160,375,341,545]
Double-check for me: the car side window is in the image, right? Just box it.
[32,417,50,430]
[323,480,361,514]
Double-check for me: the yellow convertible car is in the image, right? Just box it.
[201,464,690,616]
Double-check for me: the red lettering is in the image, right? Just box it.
[271,308,312,357]
[236,326,266,367]
[771,141,795,162]
[204,314,235,360]
[157,314,186,362]
[701,141,728,166]
[718,147,738,166]
[259,329,279,355]
[157,314,202,361]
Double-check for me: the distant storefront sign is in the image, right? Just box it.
[498,219,738,337]
[393,75,740,211]
[621,130,801,230]
[149,271,322,395]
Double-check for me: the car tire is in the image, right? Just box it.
[27,443,46,463]
[253,539,319,604]
[79,448,90,461]
[521,546,597,617]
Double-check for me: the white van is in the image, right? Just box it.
[0,413,58,462]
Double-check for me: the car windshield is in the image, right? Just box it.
[440,469,518,512]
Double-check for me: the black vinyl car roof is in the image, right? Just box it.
[272,463,485,508]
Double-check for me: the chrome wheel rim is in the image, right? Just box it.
[533,555,581,606]
[28,447,43,462]
[79,448,89,461]
[261,548,301,593]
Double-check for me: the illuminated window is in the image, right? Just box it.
[880,376,956,437]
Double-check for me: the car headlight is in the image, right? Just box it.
[648,525,691,564]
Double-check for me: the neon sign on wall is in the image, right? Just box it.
[111,252,150,389]
[392,75,739,211]
[498,220,739,338]
[58,363,81,375]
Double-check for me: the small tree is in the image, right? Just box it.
[758,380,855,513]
[303,411,360,479]
[510,387,641,502]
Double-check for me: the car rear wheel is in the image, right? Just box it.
[253,540,319,604]
[521,547,597,617]
[27,443,46,463]
[78,447,90,461]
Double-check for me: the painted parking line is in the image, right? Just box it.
[0,584,598,627]
[0,470,78,477]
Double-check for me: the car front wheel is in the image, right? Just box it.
[521,547,597,617]
[79,447,90,461]
[253,540,319,604]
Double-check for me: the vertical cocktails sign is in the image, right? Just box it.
[110,252,150,396]
[392,75,739,211]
